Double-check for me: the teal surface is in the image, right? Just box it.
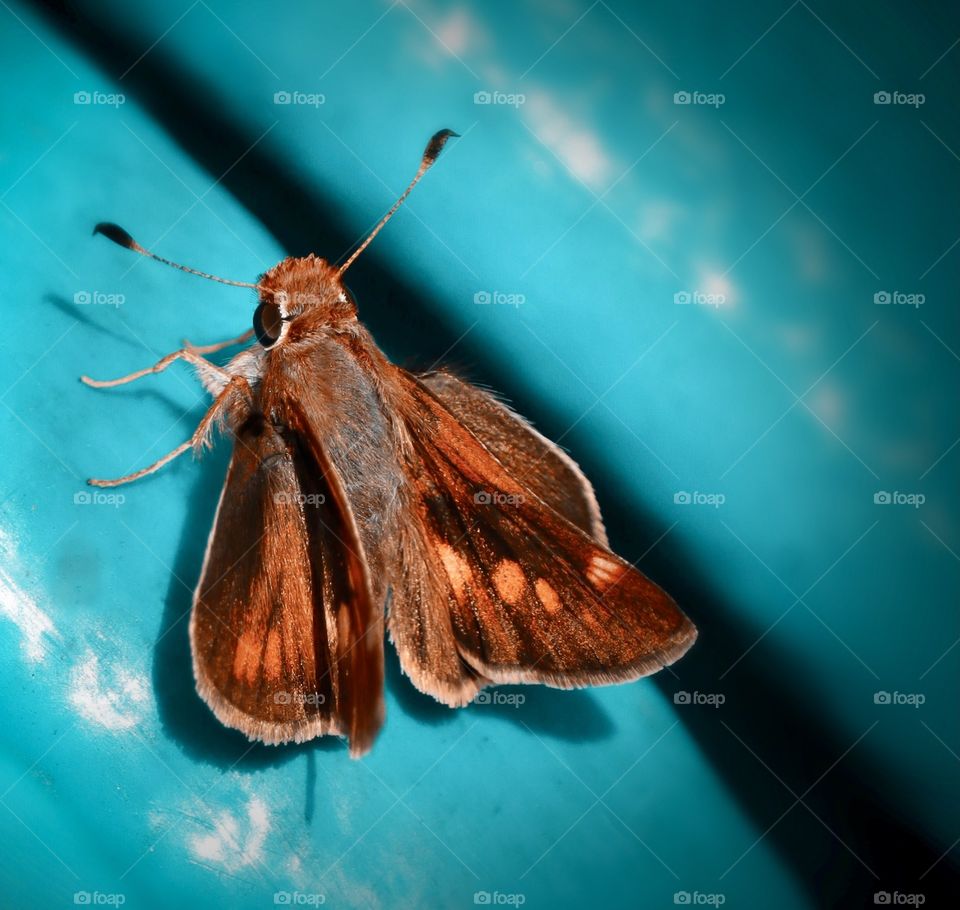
[1,1,958,908]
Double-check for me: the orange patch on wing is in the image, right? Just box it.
[492,559,526,605]
[232,628,262,685]
[579,610,605,635]
[535,578,562,614]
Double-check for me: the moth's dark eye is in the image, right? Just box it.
[253,302,282,348]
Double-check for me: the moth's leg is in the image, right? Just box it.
[88,440,194,489]
[80,347,229,395]
[88,376,253,488]
[182,327,255,355]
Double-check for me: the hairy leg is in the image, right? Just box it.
[81,344,234,397]
[88,375,253,488]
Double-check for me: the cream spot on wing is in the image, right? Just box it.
[586,554,624,591]
[263,628,282,682]
[492,560,525,605]
[438,543,472,603]
[232,629,263,685]
[535,578,562,615]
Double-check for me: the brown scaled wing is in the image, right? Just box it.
[389,369,696,694]
[419,371,609,546]
[190,404,384,756]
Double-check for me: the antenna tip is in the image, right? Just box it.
[424,129,459,165]
[93,222,136,250]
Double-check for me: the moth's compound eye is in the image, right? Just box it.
[253,301,283,348]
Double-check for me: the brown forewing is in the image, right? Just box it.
[388,369,696,690]
[190,407,384,756]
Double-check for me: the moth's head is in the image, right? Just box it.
[253,255,356,349]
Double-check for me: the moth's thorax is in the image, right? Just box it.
[256,255,357,347]
[251,321,404,593]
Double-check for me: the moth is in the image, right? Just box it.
[84,130,696,756]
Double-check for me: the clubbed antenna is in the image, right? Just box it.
[93,223,265,291]
[337,129,459,276]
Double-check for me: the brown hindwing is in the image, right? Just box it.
[420,370,608,545]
